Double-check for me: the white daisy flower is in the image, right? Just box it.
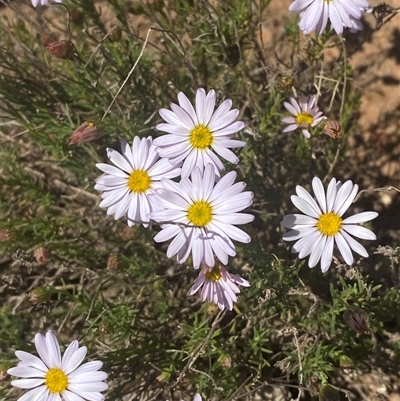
[148,164,254,269]
[7,330,108,401]
[188,264,250,311]
[95,136,181,227]
[281,177,378,272]
[31,0,62,7]
[289,0,370,35]
[282,94,326,138]
[154,87,246,178]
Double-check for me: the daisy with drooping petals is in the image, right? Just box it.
[95,136,181,227]
[282,94,326,138]
[281,177,378,272]
[289,0,370,35]
[149,164,254,269]
[31,0,62,7]
[188,264,250,311]
[7,330,108,401]
[154,88,246,178]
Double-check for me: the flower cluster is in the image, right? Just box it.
[95,88,253,311]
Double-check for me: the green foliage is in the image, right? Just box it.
[1,1,399,400]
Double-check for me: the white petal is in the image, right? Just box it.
[340,230,369,258]
[281,214,317,228]
[14,351,48,372]
[342,211,378,224]
[312,177,326,213]
[14,386,48,401]
[342,225,376,240]
[11,378,45,389]
[308,235,326,268]
[335,232,354,265]
[320,236,334,272]
[62,345,87,375]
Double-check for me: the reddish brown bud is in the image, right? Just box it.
[323,120,343,139]
[70,8,84,25]
[45,40,74,59]
[219,355,232,369]
[0,228,10,242]
[107,253,119,270]
[0,365,7,382]
[69,121,100,145]
[40,33,55,46]
[343,307,369,334]
[109,25,123,42]
[34,246,51,264]
[120,226,137,240]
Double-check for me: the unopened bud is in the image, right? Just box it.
[45,40,74,59]
[34,246,51,264]
[70,8,84,25]
[219,355,232,369]
[323,120,343,139]
[343,307,369,334]
[107,253,119,270]
[0,365,7,382]
[40,33,55,46]
[207,303,219,316]
[109,25,122,42]
[0,228,10,242]
[29,285,53,304]
[120,226,137,240]
[69,121,100,145]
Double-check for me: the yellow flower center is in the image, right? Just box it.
[45,368,68,394]
[296,112,314,126]
[128,170,151,193]
[187,201,213,227]
[316,212,342,236]
[189,125,213,149]
[205,265,222,282]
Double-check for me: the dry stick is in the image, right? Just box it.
[339,37,347,122]
[354,185,400,202]
[101,28,152,122]
[293,331,303,401]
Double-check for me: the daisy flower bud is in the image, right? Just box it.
[343,307,369,334]
[323,119,343,139]
[34,246,51,264]
[69,121,100,145]
[45,40,74,59]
